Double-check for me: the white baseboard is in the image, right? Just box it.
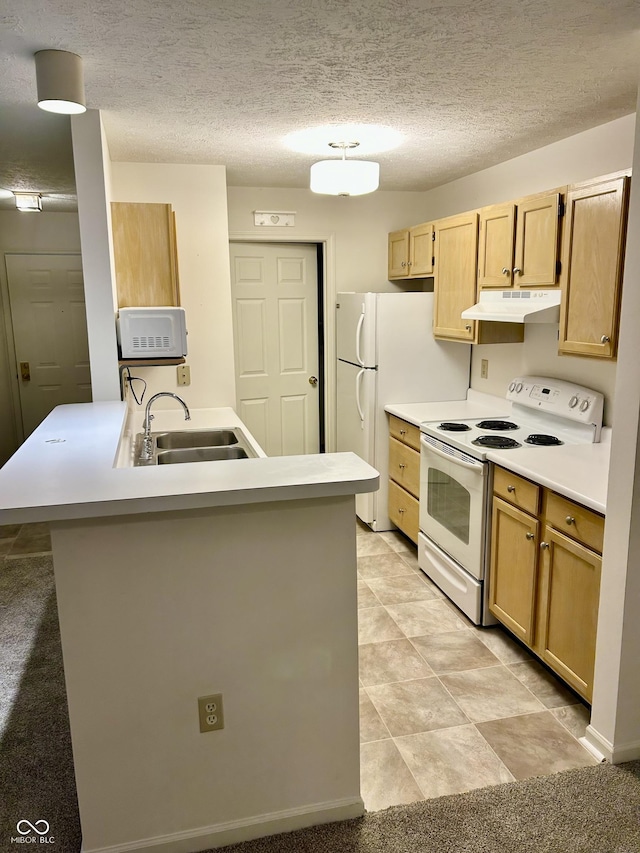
[583,724,640,764]
[81,797,365,853]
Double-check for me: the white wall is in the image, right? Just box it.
[111,163,235,413]
[227,187,431,293]
[0,211,81,465]
[71,110,121,402]
[420,114,636,424]
[587,93,640,762]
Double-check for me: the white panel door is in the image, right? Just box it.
[230,243,319,456]
[6,253,91,438]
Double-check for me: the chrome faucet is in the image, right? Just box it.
[140,392,191,461]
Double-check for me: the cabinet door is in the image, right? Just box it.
[538,526,602,701]
[433,212,478,342]
[558,175,630,359]
[388,437,420,498]
[112,203,180,308]
[388,230,410,278]
[489,498,539,645]
[409,222,434,277]
[478,203,515,288]
[513,193,561,287]
[388,479,419,544]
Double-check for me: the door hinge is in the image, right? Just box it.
[432,231,436,241]
[432,257,436,268]
[556,260,562,276]
[558,199,565,218]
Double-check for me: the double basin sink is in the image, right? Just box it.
[133,427,257,466]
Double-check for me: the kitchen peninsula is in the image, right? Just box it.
[0,402,379,853]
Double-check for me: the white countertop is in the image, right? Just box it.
[385,390,510,428]
[0,402,379,524]
[487,434,610,514]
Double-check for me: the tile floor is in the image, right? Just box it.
[357,520,598,811]
[0,522,51,559]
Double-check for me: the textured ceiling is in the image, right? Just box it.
[1,0,639,211]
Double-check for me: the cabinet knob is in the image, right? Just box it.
[399,428,406,435]
[565,515,575,525]
[540,541,550,550]
[502,267,511,275]
[398,508,405,514]
[601,335,611,344]
[507,485,516,493]
[465,324,472,331]
[398,463,406,470]
[407,261,412,267]
[401,261,406,267]
[513,267,522,275]
[526,532,535,540]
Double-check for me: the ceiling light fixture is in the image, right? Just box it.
[310,142,380,197]
[35,49,86,115]
[14,193,43,212]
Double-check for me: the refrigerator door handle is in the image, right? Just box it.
[355,311,365,367]
[356,368,365,426]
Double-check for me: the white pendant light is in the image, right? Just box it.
[35,50,86,115]
[310,142,380,196]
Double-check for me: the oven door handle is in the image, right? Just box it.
[421,438,485,472]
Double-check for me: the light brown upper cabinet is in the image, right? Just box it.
[433,212,479,342]
[477,192,562,289]
[111,202,181,308]
[388,222,434,279]
[558,172,630,359]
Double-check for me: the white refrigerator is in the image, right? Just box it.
[336,291,471,530]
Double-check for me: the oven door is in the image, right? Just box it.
[419,434,488,579]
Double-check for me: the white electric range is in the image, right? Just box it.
[417,376,605,625]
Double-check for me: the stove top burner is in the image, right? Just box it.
[472,435,522,449]
[524,434,563,446]
[438,422,472,432]
[475,420,519,431]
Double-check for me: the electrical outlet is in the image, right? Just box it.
[177,364,191,386]
[198,693,224,732]
[481,359,489,379]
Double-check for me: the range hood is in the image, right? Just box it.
[461,289,561,324]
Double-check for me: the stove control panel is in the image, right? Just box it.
[506,375,604,432]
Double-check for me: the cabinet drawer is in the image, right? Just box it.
[389,416,421,451]
[388,479,419,544]
[493,467,540,515]
[389,437,420,497]
[544,492,604,553]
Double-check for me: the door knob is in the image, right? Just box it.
[20,361,31,382]
[308,376,318,387]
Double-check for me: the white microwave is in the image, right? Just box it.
[117,307,188,358]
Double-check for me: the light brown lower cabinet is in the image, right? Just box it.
[388,416,420,544]
[489,466,603,702]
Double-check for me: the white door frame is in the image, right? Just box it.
[228,232,337,452]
